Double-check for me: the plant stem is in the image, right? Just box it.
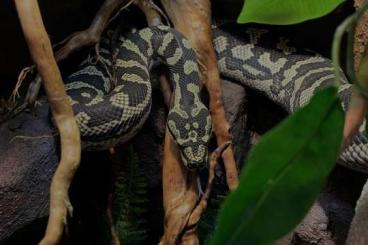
[332,16,353,87]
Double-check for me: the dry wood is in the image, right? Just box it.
[140,1,238,243]
[136,0,168,26]
[160,0,239,191]
[54,0,132,61]
[342,89,367,150]
[136,3,201,244]
[343,0,368,152]
[354,0,368,69]
[160,128,199,245]
[13,0,81,244]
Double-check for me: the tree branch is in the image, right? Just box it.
[13,0,81,244]
[160,0,239,190]
[160,128,199,245]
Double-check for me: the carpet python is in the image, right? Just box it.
[212,26,368,173]
[65,25,211,169]
[64,25,368,172]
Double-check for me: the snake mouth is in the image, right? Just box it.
[167,125,209,170]
[180,152,208,170]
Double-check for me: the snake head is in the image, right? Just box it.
[167,107,212,170]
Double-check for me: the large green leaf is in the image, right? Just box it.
[210,87,344,245]
[237,0,345,25]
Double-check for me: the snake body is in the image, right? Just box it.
[212,27,368,172]
[65,25,368,172]
[65,25,211,169]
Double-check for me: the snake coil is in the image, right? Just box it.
[65,25,212,170]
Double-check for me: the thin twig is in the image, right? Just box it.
[9,65,35,105]
[108,0,135,24]
[332,16,354,87]
[107,194,121,245]
[187,142,231,227]
[10,133,58,143]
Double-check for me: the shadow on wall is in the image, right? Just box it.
[0,0,102,96]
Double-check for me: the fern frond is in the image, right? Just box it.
[112,145,148,244]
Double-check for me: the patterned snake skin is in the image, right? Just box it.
[212,27,368,173]
[65,25,211,169]
[64,25,368,172]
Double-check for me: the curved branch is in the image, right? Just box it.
[13,0,81,244]
[54,0,133,61]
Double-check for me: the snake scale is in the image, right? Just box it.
[63,24,368,172]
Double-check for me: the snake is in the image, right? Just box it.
[63,24,368,172]
[212,26,368,173]
[65,25,211,170]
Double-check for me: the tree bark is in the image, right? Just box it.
[161,128,199,245]
[13,1,81,244]
[161,0,239,190]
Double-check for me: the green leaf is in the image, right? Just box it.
[237,0,345,25]
[210,87,344,245]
